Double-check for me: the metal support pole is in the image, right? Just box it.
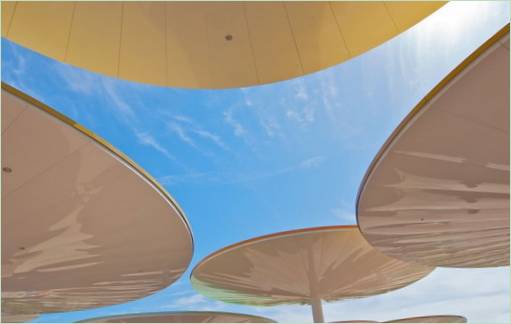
[311,297,324,323]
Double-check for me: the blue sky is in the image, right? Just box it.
[2,1,509,322]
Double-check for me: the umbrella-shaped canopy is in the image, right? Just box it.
[79,311,275,323]
[385,315,467,323]
[1,1,444,89]
[1,83,194,322]
[357,24,510,268]
[191,225,433,322]
[333,315,467,323]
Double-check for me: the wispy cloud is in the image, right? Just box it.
[101,79,136,121]
[280,79,315,126]
[56,64,99,96]
[158,155,327,186]
[134,130,176,162]
[173,294,207,307]
[7,41,27,80]
[330,208,355,224]
[285,105,315,126]
[166,115,228,154]
[173,115,228,150]
[240,87,255,107]
[224,110,247,137]
[193,129,228,150]
[158,171,212,186]
[158,293,227,311]
[257,118,277,138]
[292,79,310,101]
[330,200,356,224]
[299,156,325,169]
[2,40,44,99]
[167,121,199,149]
[222,155,327,185]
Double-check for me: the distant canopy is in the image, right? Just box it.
[78,311,276,323]
[2,1,444,89]
[333,315,467,323]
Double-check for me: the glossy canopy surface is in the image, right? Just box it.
[357,25,510,268]
[1,83,193,320]
[1,1,444,89]
[80,311,275,323]
[191,226,433,306]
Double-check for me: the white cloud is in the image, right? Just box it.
[164,115,228,151]
[259,117,280,138]
[101,79,136,121]
[193,129,228,151]
[240,87,254,107]
[224,110,247,137]
[330,208,356,224]
[56,64,99,96]
[158,155,326,186]
[158,171,211,186]
[293,79,310,101]
[134,130,176,161]
[173,294,207,307]
[158,293,227,311]
[221,155,326,184]
[299,156,325,169]
[3,41,44,99]
[167,121,199,149]
[286,105,315,126]
[172,115,193,123]
[8,41,28,79]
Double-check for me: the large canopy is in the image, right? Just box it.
[191,226,433,306]
[79,311,275,323]
[1,83,193,322]
[357,25,510,268]
[1,1,444,89]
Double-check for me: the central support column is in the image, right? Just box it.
[311,297,324,323]
[307,247,324,323]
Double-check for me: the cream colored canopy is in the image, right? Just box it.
[331,315,467,323]
[385,315,467,323]
[1,83,193,322]
[1,1,444,89]
[79,311,275,323]
[191,226,433,322]
[357,25,510,268]
[334,315,467,323]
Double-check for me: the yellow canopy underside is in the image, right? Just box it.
[2,1,444,89]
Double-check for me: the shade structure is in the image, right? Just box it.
[191,225,434,322]
[1,1,444,89]
[79,311,275,323]
[1,83,194,322]
[356,24,510,268]
[333,315,466,323]
[385,315,467,323]
[333,321,378,323]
